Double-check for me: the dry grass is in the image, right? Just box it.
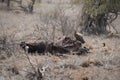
[0,0,120,80]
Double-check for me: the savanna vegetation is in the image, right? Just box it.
[0,0,120,80]
[74,0,120,35]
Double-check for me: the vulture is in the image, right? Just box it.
[74,31,85,44]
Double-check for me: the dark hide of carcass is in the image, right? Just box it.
[20,42,46,54]
[53,36,89,55]
[20,41,69,55]
[75,47,90,55]
[20,35,89,56]
[55,37,82,51]
[62,37,82,51]
[47,43,70,55]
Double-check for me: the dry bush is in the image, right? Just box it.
[0,24,20,58]
[51,5,79,38]
[33,4,81,43]
[20,0,35,13]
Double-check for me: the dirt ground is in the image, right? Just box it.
[0,0,120,80]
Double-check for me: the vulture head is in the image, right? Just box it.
[20,42,30,52]
[20,42,27,49]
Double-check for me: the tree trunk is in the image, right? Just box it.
[81,13,108,35]
[29,0,35,13]
[7,0,10,7]
[1,0,4,2]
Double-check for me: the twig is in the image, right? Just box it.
[24,47,36,73]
